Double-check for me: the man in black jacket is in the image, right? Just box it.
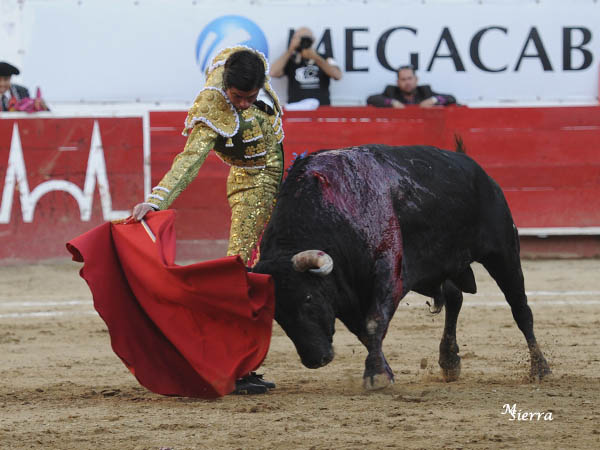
[367,65,456,108]
[0,62,30,111]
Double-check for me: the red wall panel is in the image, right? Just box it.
[149,111,230,241]
[0,117,144,260]
[150,106,600,237]
[1,106,599,260]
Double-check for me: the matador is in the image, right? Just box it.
[134,46,284,264]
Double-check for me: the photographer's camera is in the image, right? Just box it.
[297,36,313,51]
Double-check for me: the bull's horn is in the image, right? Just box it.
[291,250,333,276]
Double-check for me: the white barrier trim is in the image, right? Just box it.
[1,290,599,320]
[142,110,151,200]
[519,227,600,236]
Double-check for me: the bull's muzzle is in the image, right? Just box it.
[301,349,334,369]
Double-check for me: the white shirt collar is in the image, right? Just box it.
[2,87,16,100]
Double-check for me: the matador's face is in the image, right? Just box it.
[226,87,260,111]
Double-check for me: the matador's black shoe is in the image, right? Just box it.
[245,372,276,389]
[231,377,268,395]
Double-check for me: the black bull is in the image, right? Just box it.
[254,144,551,389]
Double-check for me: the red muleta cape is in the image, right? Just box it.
[66,210,275,398]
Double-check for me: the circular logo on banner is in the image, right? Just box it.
[195,15,269,74]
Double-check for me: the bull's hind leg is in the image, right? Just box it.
[481,252,551,381]
[437,281,463,382]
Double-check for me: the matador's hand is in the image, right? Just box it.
[132,203,156,221]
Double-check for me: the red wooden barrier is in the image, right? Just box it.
[149,112,229,241]
[443,107,600,229]
[0,117,144,261]
[1,106,600,261]
[150,106,600,236]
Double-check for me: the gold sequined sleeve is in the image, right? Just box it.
[146,124,218,210]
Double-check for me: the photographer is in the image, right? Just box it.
[270,27,342,107]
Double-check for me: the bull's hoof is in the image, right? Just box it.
[426,300,443,314]
[529,363,552,382]
[439,350,461,382]
[529,348,552,382]
[441,362,461,382]
[363,373,393,391]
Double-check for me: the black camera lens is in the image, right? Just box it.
[298,36,313,50]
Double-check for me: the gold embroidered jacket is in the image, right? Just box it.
[145,46,284,211]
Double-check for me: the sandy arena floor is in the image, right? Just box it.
[0,258,599,449]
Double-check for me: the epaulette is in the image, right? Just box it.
[183,86,238,137]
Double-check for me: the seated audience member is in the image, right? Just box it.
[0,61,49,112]
[367,65,456,108]
[270,27,342,108]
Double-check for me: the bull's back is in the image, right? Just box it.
[306,144,495,224]
[302,145,513,287]
[293,144,507,240]
[277,145,514,289]
[371,145,514,287]
[380,145,492,227]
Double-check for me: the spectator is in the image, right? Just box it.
[367,65,456,108]
[0,62,29,111]
[270,27,342,108]
[0,61,49,112]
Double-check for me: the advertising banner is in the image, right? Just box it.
[2,0,598,106]
[1,105,600,260]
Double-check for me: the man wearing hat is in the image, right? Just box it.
[0,62,30,111]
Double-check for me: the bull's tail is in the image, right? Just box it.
[454,134,466,154]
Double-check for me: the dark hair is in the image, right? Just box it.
[223,50,266,91]
[397,64,416,75]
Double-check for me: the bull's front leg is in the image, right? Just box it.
[361,261,401,390]
[361,314,395,390]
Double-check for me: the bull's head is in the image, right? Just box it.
[254,250,337,369]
